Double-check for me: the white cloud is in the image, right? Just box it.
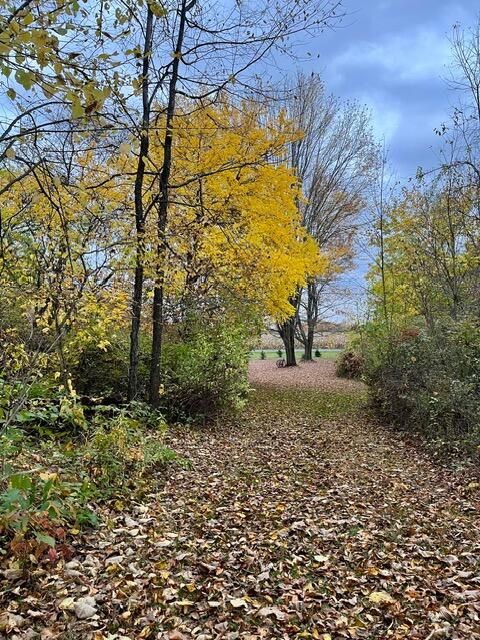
[358,96,402,143]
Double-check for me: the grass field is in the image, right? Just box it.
[250,349,341,360]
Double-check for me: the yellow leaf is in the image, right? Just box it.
[71,96,84,119]
[59,596,75,610]
[118,141,130,155]
[39,472,57,482]
[368,591,396,604]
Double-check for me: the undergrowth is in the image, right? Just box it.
[0,395,180,561]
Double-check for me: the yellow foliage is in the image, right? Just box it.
[148,101,326,320]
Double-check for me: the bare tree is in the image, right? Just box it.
[448,21,480,185]
[438,19,480,314]
[276,73,377,363]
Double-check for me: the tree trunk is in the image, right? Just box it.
[127,258,144,400]
[303,280,318,361]
[277,293,300,366]
[304,324,314,361]
[278,315,297,366]
[294,281,317,361]
[149,209,167,405]
[149,0,191,406]
[127,5,153,401]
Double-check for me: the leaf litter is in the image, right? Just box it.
[1,360,480,639]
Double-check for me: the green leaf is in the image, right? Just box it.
[71,96,84,118]
[35,531,56,547]
[10,473,32,491]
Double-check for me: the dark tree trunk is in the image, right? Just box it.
[149,0,192,405]
[128,257,144,400]
[149,209,167,405]
[303,280,318,361]
[277,293,300,367]
[294,280,318,361]
[127,5,154,401]
[304,323,314,361]
[278,316,297,366]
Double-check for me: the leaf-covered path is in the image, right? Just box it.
[4,361,480,639]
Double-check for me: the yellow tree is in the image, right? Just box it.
[145,102,325,370]
[368,180,478,332]
[0,151,128,385]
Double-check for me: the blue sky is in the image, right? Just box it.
[299,0,478,181]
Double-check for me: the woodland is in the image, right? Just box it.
[1,1,480,639]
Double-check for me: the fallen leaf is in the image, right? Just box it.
[230,598,248,608]
[258,606,286,620]
[59,596,76,611]
[368,591,396,605]
[74,596,97,619]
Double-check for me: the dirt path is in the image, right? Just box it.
[248,359,364,392]
[4,362,480,639]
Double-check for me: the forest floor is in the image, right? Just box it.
[2,361,480,639]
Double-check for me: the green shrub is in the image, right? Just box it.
[161,319,250,423]
[277,349,283,358]
[0,376,90,437]
[85,405,172,493]
[314,349,322,358]
[336,350,364,379]
[0,427,97,548]
[260,350,266,360]
[0,469,97,540]
[364,320,480,452]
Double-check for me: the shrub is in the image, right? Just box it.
[161,319,250,423]
[314,349,322,358]
[0,469,97,541]
[84,404,172,493]
[0,427,97,551]
[0,379,88,437]
[260,350,266,360]
[277,349,283,358]
[363,320,480,452]
[336,350,364,379]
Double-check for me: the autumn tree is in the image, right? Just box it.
[134,0,344,403]
[367,172,479,332]
[276,73,377,364]
[0,138,129,381]
[0,0,127,191]
[1,0,345,410]
[146,101,322,327]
